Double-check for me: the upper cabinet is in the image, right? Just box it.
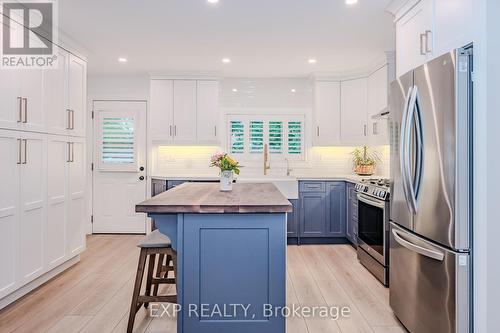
[149,78,219,145]
[196,81,219,145]
[0,43,86,137]
[340,78,368,144]
[395,0,474,78]
[312,81,341,146]
[312,62,391,146]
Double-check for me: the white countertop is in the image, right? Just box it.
[150,173,379,183]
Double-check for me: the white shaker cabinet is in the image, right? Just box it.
[340,78,368,144]
[312,81,341,146]
[67,137,85,257]
[44,48,70,136]
[172,80,197,144]
[395,0,434,77]
[0,130,21,299]
[68,55,86,137]
[47,135,85,270]
[47,136,69,269]
[18,132,47,285]
[196,81,219,144]
[149,79,220,145]
[150,80,174,142]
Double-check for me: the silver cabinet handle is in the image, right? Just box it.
[66,109,71,129]
[214,125,217,137]
[420,33,426,55]
[17,97,23,122]
[71,110,75,130]
[174,125,177,136]
[372,122,378,135]
[425,30,432,53]
[392,229,444,261]
[17,139,22,164]
[22,98,27,123]
[363,124,367,136]
[22,139,27,164]
[169,125,172,136]
[316,126,320,137]
[71,142,74,162]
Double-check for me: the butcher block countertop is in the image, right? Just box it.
[136,182,292,214]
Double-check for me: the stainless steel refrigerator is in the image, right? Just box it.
[389,47,472,333]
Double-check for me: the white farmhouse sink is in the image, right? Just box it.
[236,176,298,199]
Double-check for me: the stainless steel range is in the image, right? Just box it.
[354,178,390,286]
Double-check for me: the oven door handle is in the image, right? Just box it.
[392,229,444,261]
[357,193,386,209]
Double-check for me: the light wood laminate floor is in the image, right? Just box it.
[0,235,406,333]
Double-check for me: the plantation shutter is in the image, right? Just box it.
[268,121,283,153]
[230,121,245,154]
[98,111,138,171]
[249,121,264,153]
[287,121,302,155]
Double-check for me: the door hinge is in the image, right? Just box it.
[91,110,95,119]
[471,71,476,82]
[91,215,94,223]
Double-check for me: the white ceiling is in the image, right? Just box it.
[59,0,395,77]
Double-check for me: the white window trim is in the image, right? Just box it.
[227,114,305,162]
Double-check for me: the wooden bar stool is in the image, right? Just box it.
[127,230,177,333]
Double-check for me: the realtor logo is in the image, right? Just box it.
[1,0,58,68]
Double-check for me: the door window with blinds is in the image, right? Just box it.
[228,115,304,160]
[97,111,138,171]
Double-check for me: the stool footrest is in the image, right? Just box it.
[137,295,177,304]
[151,278,176,284]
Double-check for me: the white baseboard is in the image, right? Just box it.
[0,255,81,310]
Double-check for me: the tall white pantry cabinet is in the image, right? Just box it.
[0,26,87,306]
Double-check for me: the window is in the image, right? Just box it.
[228,115,304,160]
[97,111,138,171]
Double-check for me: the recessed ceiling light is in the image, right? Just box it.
[207,0,219,4]
[346,0,358,4]
[308,58,317,64]
[222,58,231,64]
[118,57,128,63]
[291,88,296,93]
[232,88,238,92]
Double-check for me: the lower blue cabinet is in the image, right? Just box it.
[298,181,346,239]
[299,191,327,237]
[346,182,358,246]
[326,182,346,237]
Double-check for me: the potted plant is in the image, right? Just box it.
[351,146,381,176]
[210,153,241,191]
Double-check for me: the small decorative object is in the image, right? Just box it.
[351,146,381,176]
[210,153,241,191]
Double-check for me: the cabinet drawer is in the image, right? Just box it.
[299,181,325,192]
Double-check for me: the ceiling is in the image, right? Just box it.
[59,0,395,77]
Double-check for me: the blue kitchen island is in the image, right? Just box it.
[136,182,291,333]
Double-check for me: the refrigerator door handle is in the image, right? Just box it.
[392,229,444,261]
[400,86,414,214]
[405,86,424,214]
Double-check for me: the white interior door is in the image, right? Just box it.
[92,101,147,234]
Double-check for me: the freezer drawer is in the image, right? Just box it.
[389,223,470,333]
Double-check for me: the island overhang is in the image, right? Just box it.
[136,182,292,214]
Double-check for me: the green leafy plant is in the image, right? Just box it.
[210,153,241,175]
[351,146,381,167]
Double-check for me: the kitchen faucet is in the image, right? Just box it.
[263,144,270,175]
